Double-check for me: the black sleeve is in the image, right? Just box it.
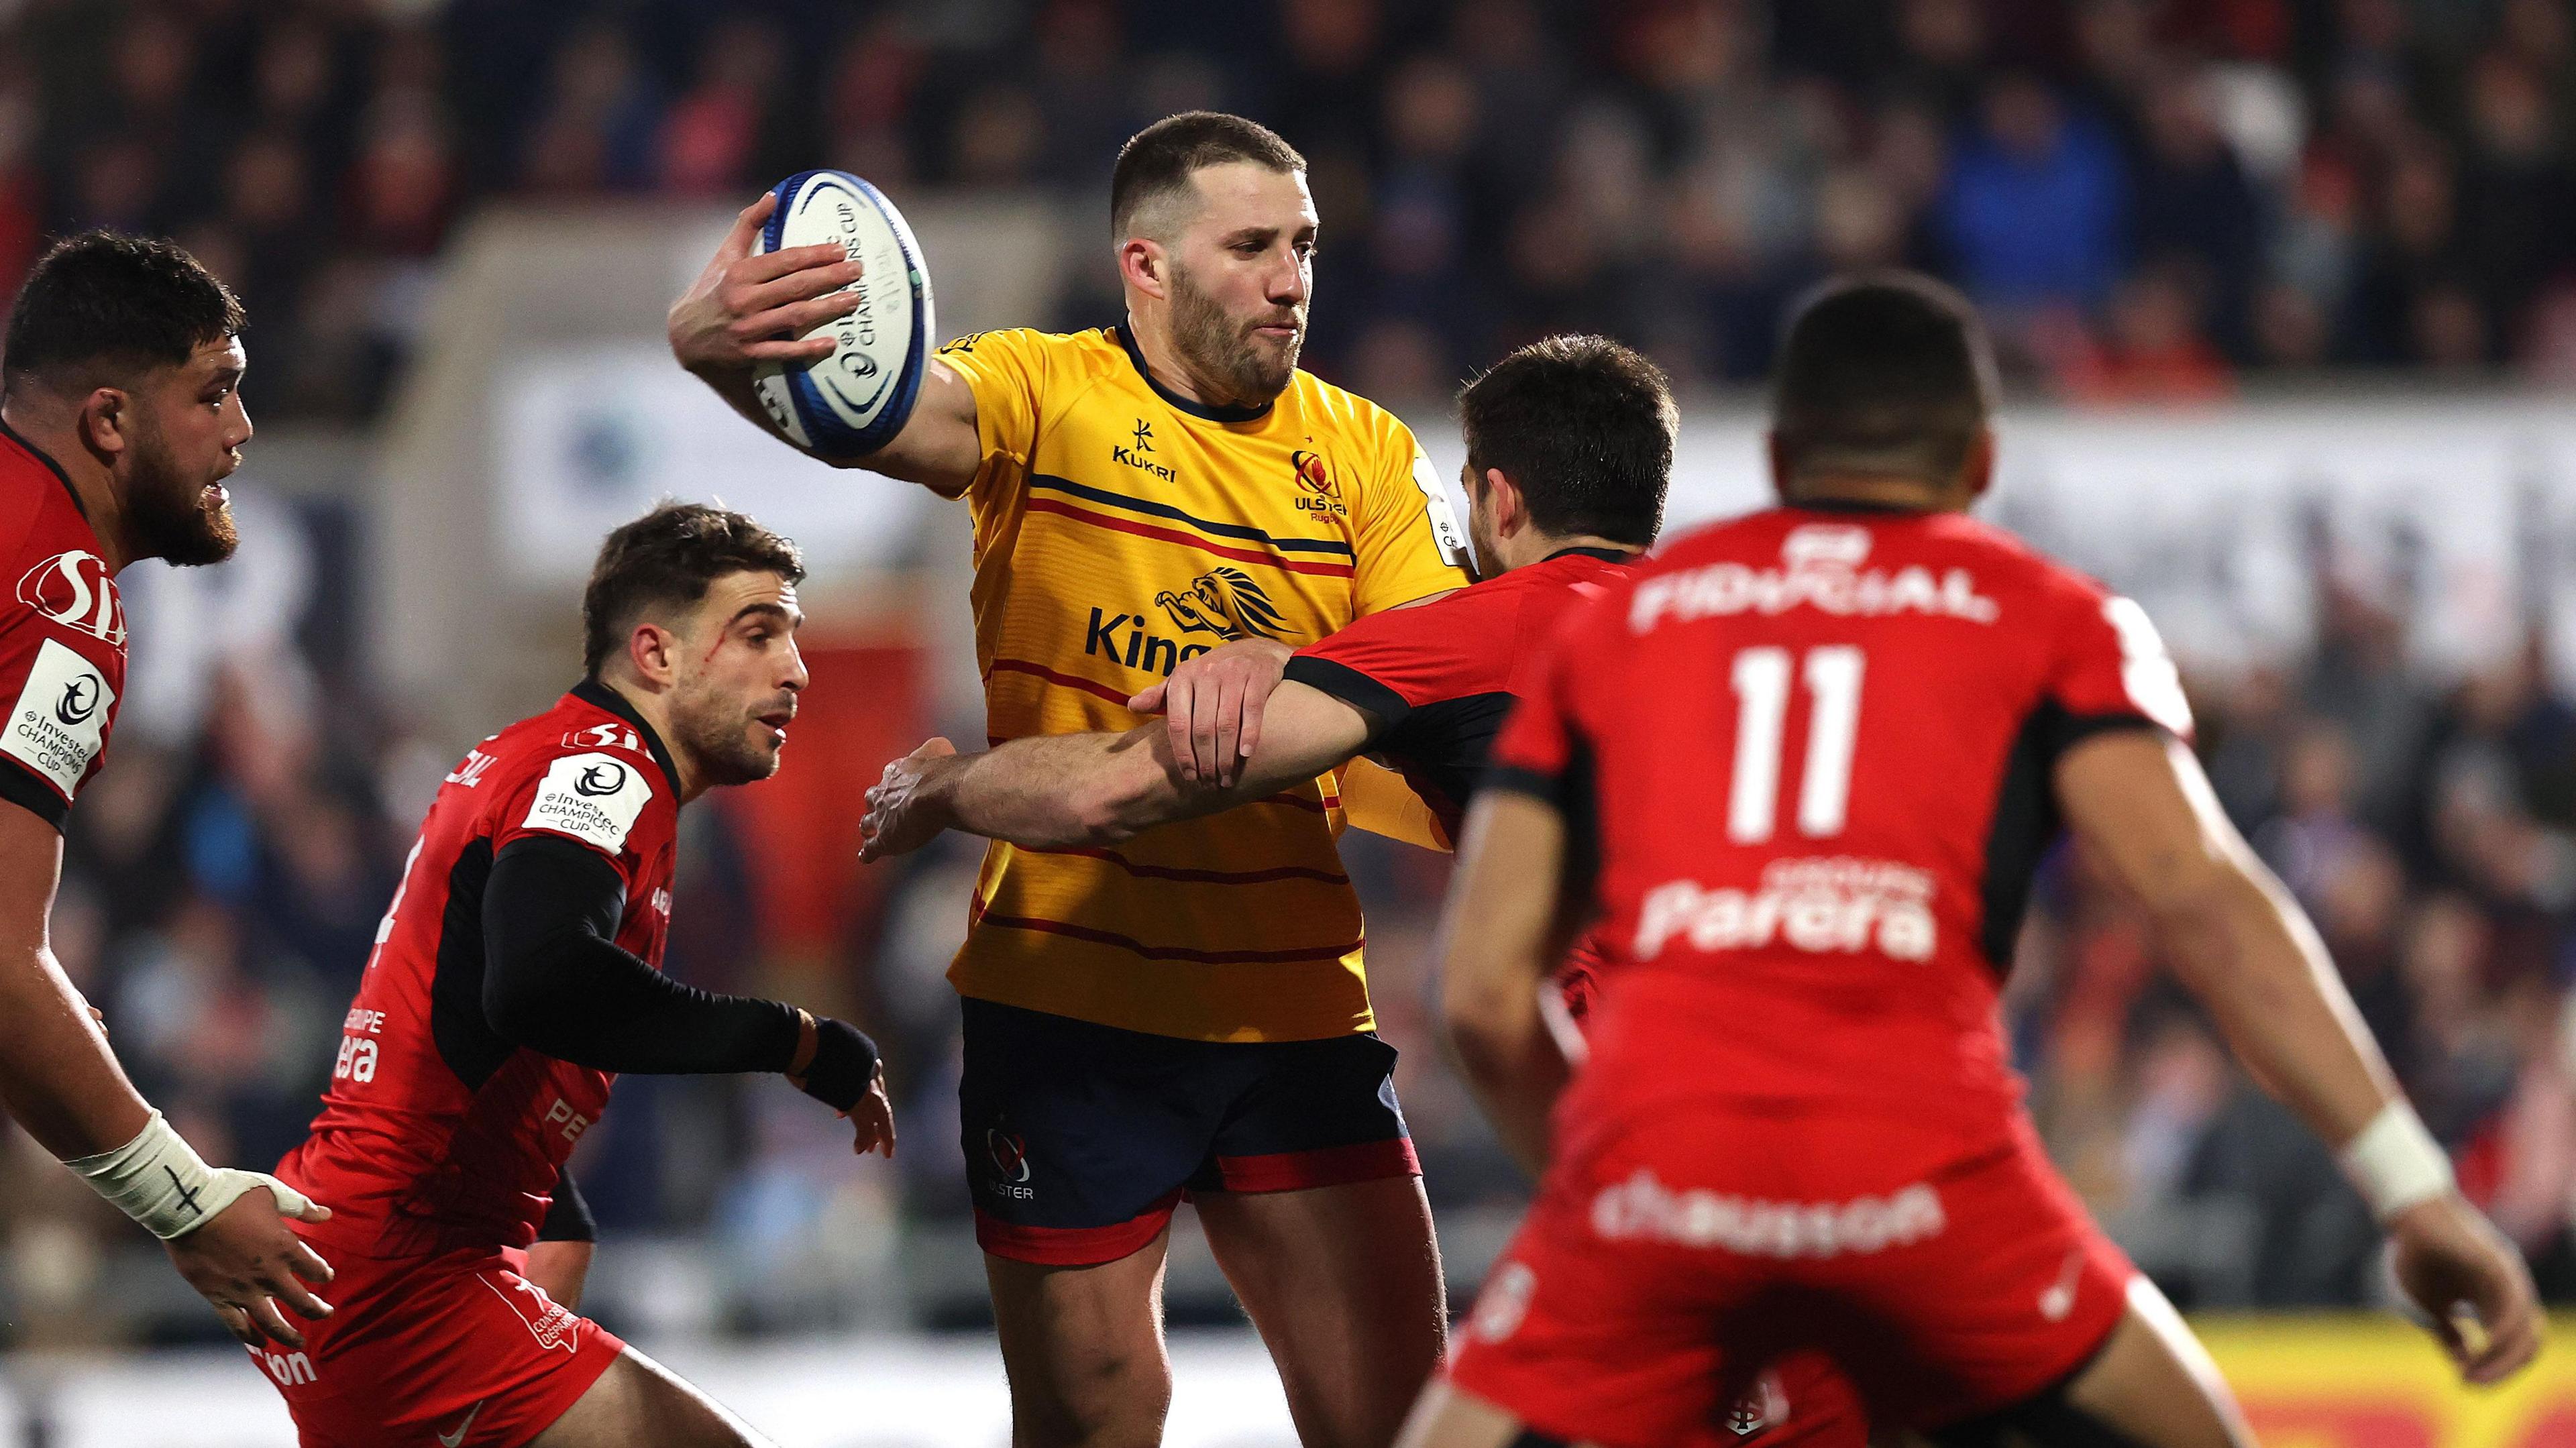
[480,834,802,1076]
[537,1168,596,1243]
[0,759,67,832]
[1282,655,1403,748]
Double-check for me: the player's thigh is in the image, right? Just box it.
[2041,1278,2250,1448]
[959,998,1222,1266]
[530,1346,772,1448]
[1196,1174,1447,1443]
[984,1227,1177,1444]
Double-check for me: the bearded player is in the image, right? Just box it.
[672,113,1469,1446]
[261,504,894,1448]
[0,231,339,1349]
[1410,275,2542,1448]
[856,333,1867,1448]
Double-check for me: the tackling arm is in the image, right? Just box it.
[2057,730,2542,1382]
[1434,791,1587,1178]
[861,681,1377,857]
[668,192,982,496]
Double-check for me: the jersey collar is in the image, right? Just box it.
[1786,498,1926,516]
[570,677,686,799]
[1544,545,1644,565]
[1112,323,1275,423]
[0,412,89,520]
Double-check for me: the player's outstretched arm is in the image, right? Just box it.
[1434,791,1585,1178]
[2057,730,2544,1384]
[859,682,1378,859]
[482,836,894,1156]
[0,805,339,1348]
[667,191,982,496]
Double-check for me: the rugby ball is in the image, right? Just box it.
[751,170,935,459]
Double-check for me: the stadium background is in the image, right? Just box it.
[3,0,2575,1441]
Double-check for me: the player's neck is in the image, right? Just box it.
[595,674,706,803]
[0,396,135,571]
[1783,473,1970,514]
[1499,529,1640,573]
[1122,311,1270,413]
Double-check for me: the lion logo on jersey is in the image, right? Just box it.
[1155,567,1287,641]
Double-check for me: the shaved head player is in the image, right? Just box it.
[0,231,337,1349]
[672,113,1471,1447]
[1411,275,2541,1448]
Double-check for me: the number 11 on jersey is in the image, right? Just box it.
[1727,645,1864,844]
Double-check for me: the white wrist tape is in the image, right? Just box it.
[64,1111,311,1241]
[2339,1103,2455,1223]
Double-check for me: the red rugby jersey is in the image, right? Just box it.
[1285,547,1638,838]
[0,420,125,832]
[1489,506,2192,1144]
[281,680,679,1257]
[1287,547,1637,1018]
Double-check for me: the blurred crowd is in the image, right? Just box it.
[10,0,2576,417]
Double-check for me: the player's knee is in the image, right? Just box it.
[1010,1347,1171,1447]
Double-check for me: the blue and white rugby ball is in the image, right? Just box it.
[751,170,934,459]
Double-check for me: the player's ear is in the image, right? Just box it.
[1960,429,1996,500]
[627,621,682,688]
[1485,467,1527,537]
[1765,432,1794,503]
[1118,236,1169,301]
[78,387,132,459]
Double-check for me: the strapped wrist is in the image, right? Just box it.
[64,1111,243,1239]
[2339,1102,2455,1224]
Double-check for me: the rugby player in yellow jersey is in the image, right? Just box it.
[669,113,1470,1448]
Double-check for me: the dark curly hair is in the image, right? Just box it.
[3,230,244,393]
[581,502,806,677]
[1458,334,1676,549]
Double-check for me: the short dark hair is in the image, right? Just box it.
[3,231,244,394]
[1771,272,1998,486]
[1110,111,1305,239]
[581,502,806,677]
[1458,335,1676,548]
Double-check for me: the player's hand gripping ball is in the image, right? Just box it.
[749,170,934,458]
[669,173,934,460]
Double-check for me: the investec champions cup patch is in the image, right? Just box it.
[522,751,653,853]
[3,636,114,799]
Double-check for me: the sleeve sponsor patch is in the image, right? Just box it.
[1409,451,1471,570]
[521,750,655,854]
[2,636,115,801]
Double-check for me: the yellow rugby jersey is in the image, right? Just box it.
[932,325,1471,1042]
